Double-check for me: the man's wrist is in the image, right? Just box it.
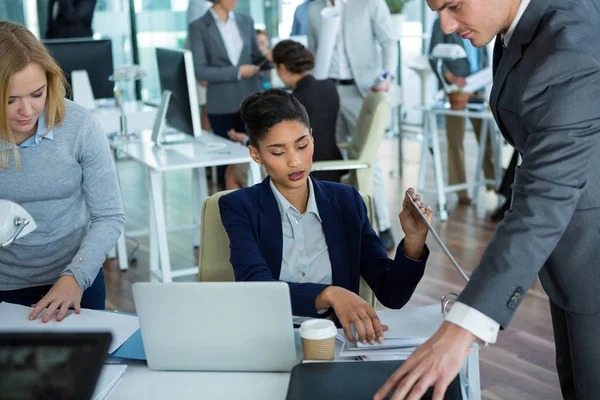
[402,235,426,260]
[441,321,477,346]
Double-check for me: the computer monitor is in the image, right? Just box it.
[155,47,201,139]
[42,38,114,99]
[0,332,111,400]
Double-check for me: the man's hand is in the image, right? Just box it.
[443,72,467,88]
[371,75,393,92]
[316,286,388,344]
[399,188,432,259]
[239,64,260,79]
[374,322,476,400]
[227,129,249,144]
[29,276,83,323]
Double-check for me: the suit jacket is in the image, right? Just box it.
[219,177,429,317]
[307,0,398,96]
[428,18,489,87]
[189,11,266,114]
[293,75,344,182]
[46,0,97,39]
[458,0,600,327]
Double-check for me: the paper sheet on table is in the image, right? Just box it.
[350,304,443,349]
[312,6,341,79]
[92,364,128,400]
[0,302,139,354]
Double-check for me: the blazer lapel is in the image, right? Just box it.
[490,0,551,138]
[204,12,233,66]
[235,13,251,60]
[312,178,350,289]
[257,177,284,279]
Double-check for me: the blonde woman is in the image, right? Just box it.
[0,22,125,322]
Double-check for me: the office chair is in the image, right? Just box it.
[197,190,377,308]
[311,92,390,200]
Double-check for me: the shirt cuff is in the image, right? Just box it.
[445,302,500,344]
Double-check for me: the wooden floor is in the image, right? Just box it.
[104,128,562,399]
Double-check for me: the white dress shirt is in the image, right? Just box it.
[270,179,333,285]
[209,9,243,67]
[445,0,533,344]
[327,0,353,80]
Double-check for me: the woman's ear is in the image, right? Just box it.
[249,145,262,164]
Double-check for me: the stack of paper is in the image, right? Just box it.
[339,304,444,361]
[93,364,128,400]
[0,302,139,354]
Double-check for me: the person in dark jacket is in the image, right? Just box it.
[46,0,97,39]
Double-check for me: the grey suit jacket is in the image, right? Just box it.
[307,0,398,97]
[428,18,488,87]
[458,0,600,327]
[188,11,265,114]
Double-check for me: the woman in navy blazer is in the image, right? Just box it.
[219,89,433,344]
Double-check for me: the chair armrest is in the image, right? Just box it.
[312,160,370,172]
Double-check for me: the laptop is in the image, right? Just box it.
[0,332,111,400]
[132,282,297,372]
[285,361,464,400]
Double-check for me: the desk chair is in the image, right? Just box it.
[197,190,377,308]
[311,92,390,201]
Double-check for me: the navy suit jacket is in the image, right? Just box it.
[219,177,429,317]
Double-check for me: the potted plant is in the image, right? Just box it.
[447,86,470,110]
[385,0,413,36]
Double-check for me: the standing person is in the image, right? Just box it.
[376,1,600,399]
[46,0,97,39]
[308,0,398,250]
[290,0,311,36]
[226,39,344,185]
[189,0,267,189]
[255,29,272,90]
[429,17,495,204]
[186,0,211,132]
[0,22,125,320]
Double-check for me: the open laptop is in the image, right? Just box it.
[0,332,111,400]
[132,282,297,372]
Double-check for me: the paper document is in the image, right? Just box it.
[0,302,139,354]
[93,364,127,400]
[435,66,493,98]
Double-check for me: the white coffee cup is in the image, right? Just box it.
[299,319,338,361]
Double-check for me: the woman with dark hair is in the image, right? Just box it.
[219,89,432,344]
[227,39,344,184]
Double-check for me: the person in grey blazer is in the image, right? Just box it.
[429,17,495,204]
[376,1,600,399]
[307,0,398,250]
[188,0,266,188]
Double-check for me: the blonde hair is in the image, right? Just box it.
[0,21,66,170]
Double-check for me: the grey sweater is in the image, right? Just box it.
[0,100,125,291]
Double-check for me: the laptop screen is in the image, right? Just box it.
[0,332,111,400]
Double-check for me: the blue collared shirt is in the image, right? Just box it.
[269,178,333,285]
[18,113,54,148]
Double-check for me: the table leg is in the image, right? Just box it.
[192,167,207,248]
[472,120,489,204]
[148,171,159,282]
[430,112,448,221]
[417,111,430,193]
[149,170,172,282]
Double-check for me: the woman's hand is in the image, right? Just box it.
[399,188,432,259]
[227,129,249,144]
[316,286,388,344]
[239,64,260,78]
[29,276,83,323]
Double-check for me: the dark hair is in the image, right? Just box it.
[240,89,310,146]
[272,40,315,74]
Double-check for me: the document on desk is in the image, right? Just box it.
[0,302,139,354]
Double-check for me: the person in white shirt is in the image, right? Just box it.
[376,0,600,398]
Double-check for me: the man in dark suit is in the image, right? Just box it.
[375,1,600,399]
[429,18,495,204]
[46,0,97,39]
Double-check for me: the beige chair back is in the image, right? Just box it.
[343,92,390,198]
[198,190,377,308]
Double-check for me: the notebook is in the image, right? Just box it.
[285,360,463,400]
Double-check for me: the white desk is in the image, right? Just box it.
[109,131,260,282]
[417,105,502,221]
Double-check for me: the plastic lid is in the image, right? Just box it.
[299,319,337,340]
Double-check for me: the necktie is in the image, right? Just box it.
[492,35,505,77]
